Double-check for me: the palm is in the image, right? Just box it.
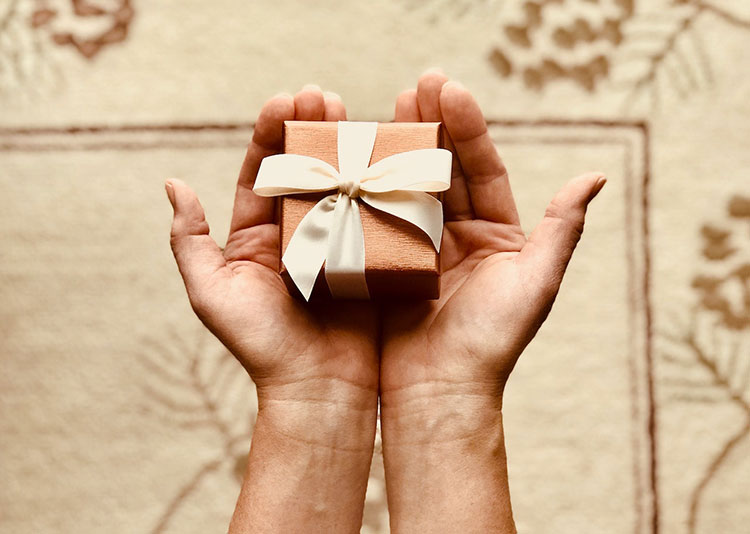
[381,73,604,396]
[382,203,533,393]
[226,225,377,385]
[168,87,378,393]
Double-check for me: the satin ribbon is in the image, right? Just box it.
[254,121,451,300]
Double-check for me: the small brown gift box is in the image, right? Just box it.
[279,121,446,300]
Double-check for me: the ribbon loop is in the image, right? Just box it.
[254,121,451,300]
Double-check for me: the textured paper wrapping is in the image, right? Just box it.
[279,121,444,299]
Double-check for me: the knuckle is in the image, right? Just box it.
[169,233,183,255]
[545,200,585,240]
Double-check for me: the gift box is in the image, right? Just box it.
[255,120,452,300]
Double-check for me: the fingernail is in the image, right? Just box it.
[165,181,176,208]
[273,91,293,100]
[444,80,466,91]
[323,91,342,102]
[302,83,322,93]
[592,175,607,198]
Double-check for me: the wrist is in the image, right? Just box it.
[380,379,503,446]
[380,382,515,534]
[229,377,378,533]
[256,375,378,451]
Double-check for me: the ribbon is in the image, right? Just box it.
[254,121,451,300]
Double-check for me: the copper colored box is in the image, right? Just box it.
[279,121,445,300]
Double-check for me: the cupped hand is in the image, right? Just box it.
[378,71,604,533]
[380,71,605,417]
[166,86,379,417]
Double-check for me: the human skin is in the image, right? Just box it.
[378,70,605,534]
[166,85,380,533]
[166,74,604,533]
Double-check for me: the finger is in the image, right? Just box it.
[394,89,421,122]
[230,93,295,233]
[518,173,606,296]
[416,68,448,121]
[167,179,228,313]
[323,91,346,121]
[440,81,519,225]
[416,70,473,221]
[294,84,325,120]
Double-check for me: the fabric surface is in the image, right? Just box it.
[1,1,749,533]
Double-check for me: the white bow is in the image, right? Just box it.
[254,121,451,300]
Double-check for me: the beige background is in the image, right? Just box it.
[1,1,749,533]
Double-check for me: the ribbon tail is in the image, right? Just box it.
[360,191,444,251]
[282,195,337,301]
[325,194,370,299]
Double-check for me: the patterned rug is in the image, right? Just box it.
[1,1,749,533]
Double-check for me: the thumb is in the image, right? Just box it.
[518,172,606,296]
[166,179,227,312]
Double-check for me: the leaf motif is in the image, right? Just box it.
[138,324,256,451]
[660,312,750,413]
[0,0,64,96]
[611,4,709,111]
[140,323,257,532]
[659,191,750,534]
[401,0,501,21]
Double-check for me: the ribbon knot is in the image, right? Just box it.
[254,121,452,301]
[339,178,361,199]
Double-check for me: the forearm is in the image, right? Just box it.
[381,383,515,534]
[229,378,378,533]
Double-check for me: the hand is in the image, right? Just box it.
[166,86,379,532]
[379,71,605,533]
